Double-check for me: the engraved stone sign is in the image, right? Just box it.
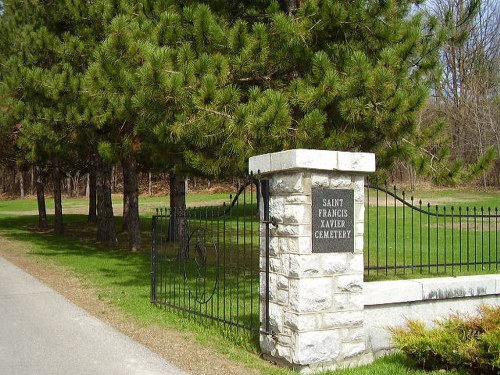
[312,188,354,253]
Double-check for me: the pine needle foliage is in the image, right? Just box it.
[1,0,100,169]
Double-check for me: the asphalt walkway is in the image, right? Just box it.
[0,256,189,375]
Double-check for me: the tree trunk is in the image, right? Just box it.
[72,172,80,196]
[148,172,152,196]
[53,163,64,234]
[122,165,130,233]
[122,156,141,251]
[36,167,48,229]
[88,154,97,223]
[17,167,25,198]
[30,167,35,195]
[96,157,117,245]
[111,165,116,193]
[168,174,187,258]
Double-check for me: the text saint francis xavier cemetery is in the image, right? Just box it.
[312,188,354,253]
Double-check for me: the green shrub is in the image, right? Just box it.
[389,305,500,374]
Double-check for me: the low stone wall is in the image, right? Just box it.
[364,274,500,357]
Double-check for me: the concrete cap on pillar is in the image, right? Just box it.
[249,149,376,175]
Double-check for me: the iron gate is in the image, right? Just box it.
[151,176,270,334]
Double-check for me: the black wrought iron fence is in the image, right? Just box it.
[151,179,266,335]
[364,184,500,279]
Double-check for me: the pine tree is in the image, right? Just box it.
[133,1,452,184]
[85,10,154,250]
[238,1,446,172]
[1,0,121,240]
[0,0,57,229]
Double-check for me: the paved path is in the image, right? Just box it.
[0,256,189,375]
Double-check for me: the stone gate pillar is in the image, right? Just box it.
[249,149,376,373]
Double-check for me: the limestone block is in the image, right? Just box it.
[354,193,365,205]
[285,195,310,204]
[339,326,365,342]
[249,149,375,175]
[269,257,281,273]
[355,222,364,236]
[269,237,280,256]
[281,253,291,275]
[482,274,500,294]
[269,196,285,222]
[260,334,275,354]
[293,331,341,365]
[275,344,292,360]
[340,341,366,359]
[350,254,364,273]
[285,312,319,331]
[274,224,311,237]
[321,311,364,329]
[272,149,339,172]
[279,237,299,254]
[259,274,267,298]
[333,292,364,311]
[312,174,330,188]
[248,153,271,175]
[278,275,289,290]
[329,175,352,188]
[420,276,496,300]
[278,237,312,255]
[276,289,289,305]
[269,302,285,332]
[268,274,281,302]
[260,254,275,270]
[274,224,299,236]
[283,204,309,225]
[335,274,363,293]
[279,334,292,346]
[289,254,322,278]
[363,280,423,305]
[259,226,267,242]
[272,173,305,194]
[354,204,365,223]
[352,175,365,190]
[322,253,350,274]
[290,278,333,312]
[337,151,376,173]
[354,236,364,254]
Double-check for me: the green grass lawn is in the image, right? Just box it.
[0,189,493,374]
[411,189,500,208]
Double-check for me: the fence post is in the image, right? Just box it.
[151,215,158,303]
[249,149,376,373]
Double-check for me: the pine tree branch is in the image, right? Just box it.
[164,69,181,75]
[236,75,271,83]
[195,106,234,120]
[401,137,440,173]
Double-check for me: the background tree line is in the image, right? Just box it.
[422,0,499,187]
[0,0,497,251]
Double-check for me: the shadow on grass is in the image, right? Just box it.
[0,213,263,353]
[0,214,152,291]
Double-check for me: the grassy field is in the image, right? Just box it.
[0,189,494,374]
